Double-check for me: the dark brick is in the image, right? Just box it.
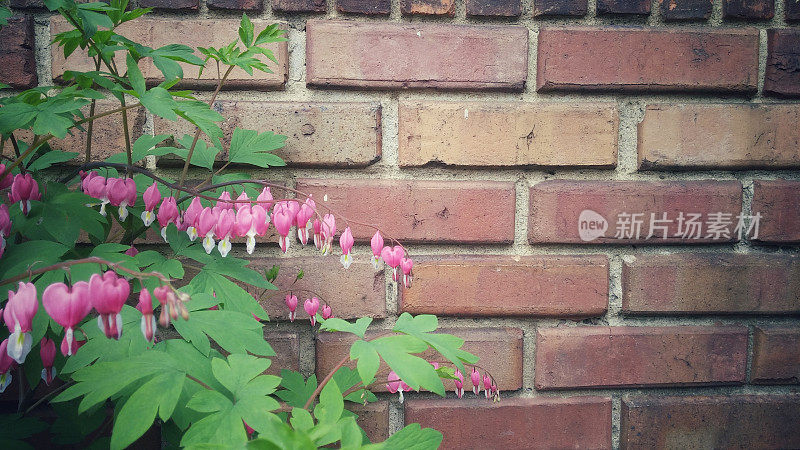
[400,0,455,15]
[659,0,712,19]
[272,0,326,12]
[533,0,588,16]
[0,15,37,90]
[787,0,800,21]
[752,327,800,384]
[139,0,199,9]
[750,179,800,243]
[207,0,263,10]
[337,0,391,14]
[723,0,774,18]
[465,0,522,16]
[764,29,800,97]
[597,0,650,14]
[263,331,299,376]
[349,402,389,443]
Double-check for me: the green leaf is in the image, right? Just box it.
[228,128,286,168]
[239,13,254,47]
[0,240,69,281]
[370,335,444,395]
[264,264,279,283]
[313,378,343,425]
[376,423,442,450]
[126,54,146,97]
[211,354,269,396]
[0,103,37,135]
[320,317,372,338]
[106,134,170,164]
[276,370,317,408]
[393,313,478,374]
[27,151,79,171]
[350,340,380,386]
[289,408,314,433]
[173,310,273,357]
[32,110,73,139]
[140,87,177,120]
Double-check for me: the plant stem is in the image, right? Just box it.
[120,96,133,176]
[304,354,350,410]
[23,381,74,415]
[0,256,172,288]
[84,57,103,164]
[186,374,212,390]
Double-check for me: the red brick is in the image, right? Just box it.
[723,0,774,18]
[246,257,386,320]
[638,104,800,169]
[751,179,800,244]
[752,327,800,384]
[400,0,455,15]
[398,101,618,167]
[306,20,528,91]
[316,328,524,392]
[466,0,522,16]
[263,331,299,376]
[400,255,608,317]
[764,29,800,97]
[405,397,612,449]
[528,180,743,244]
[787,0,800,20]
[51,17,287,89]
[295,179,516,244]
[154,101,381,167]
[537,27,759,93]
[534,326,748,389]
[597,0,650,14]
[272,0,326,12]
[658,0,712,19]
[139,0,199,9]
[533,0,588,15]
[0,15,37,90]
[623,254,800,314]
[337,0,390,13]
[621,395,800,449]
[207,0,263,9]
[349,401,388,442]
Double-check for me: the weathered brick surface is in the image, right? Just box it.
[465,0,523,16]
[294,179,516,243]
[272,0,326,12]
[528,180,743,244]
[596,0,650,14]
[306,20,528,90]
[659,0,713,19]
[723,0,774,18]
[51,17,287,89]
[621,396,800,449]
[537,27,759,93]
[349,401,389,443]
[787,0,800,20]
[750,179,800,244]
[398,101,618,167]
[622,254,800,314]
[246,258,386,320]
[139,0,199,9]
[0,15,37,90]
[337,0,390,14]
[154,101,381,167]
[764,29,800,97]
[533,0,588,15]
[405,397,612,449]
[535,326,748,389]
[263,331,299,375]
[316,328,524,392]
[752,328,800,384]
[400,0,455,15]
[400,255,608,317]
[638,104,800,169]
[207,0,263,10]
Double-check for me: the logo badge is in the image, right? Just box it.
[578,210,608,242]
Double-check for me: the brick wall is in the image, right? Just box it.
[3,0,800,447]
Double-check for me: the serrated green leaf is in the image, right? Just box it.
[126,54,146,96]
[313,378,343,424]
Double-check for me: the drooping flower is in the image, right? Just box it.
[320,214,336,256]
[215,209,235,257]
[154,285,173,327]
[157,196,179,242]
[381,246,404,282]
[0,339,16,393]
[197,207,218,254]
[296,197,316,245]
[453,368,464,399]
[9,173,41,215]
[214,191,233,211]
[285,294,298,322]
[0,203,11,259]
[84,174,109,215]
[42,281,91,356]
[60,337,86,356]
[89,271,130,340]
[235,206,256,255]
[273,202,293,253]
[136,289,156,343]
[491,382,500,402]
[125,245,139,257]
[4,282,38,363]
[400,257,414,289]
[140,182,161,227]
[321,304,333,320]
[370,231,384,269]
[470,368,481,396]
[386,371,411,403]
[40,338,56,385]
[182,197,203,241]
[108,178,137,221]
[256,187,273,215]
[286,201,300,227]
[0,164,12,190]
[312,219,323,250]
[235,191,250,212]
[339,227,354,269]
[304,297,319,326]
[483,373,492,399]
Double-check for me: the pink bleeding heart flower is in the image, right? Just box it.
[216,191,233,210]
[470,368,481,396]
[321,304,333,320]
[140,182,161,227]
[381,246,405,282]
[252,204,269,236]
[285,294,298,322]
[0,164,12,190]
[320,214,336,255]
[304,297,319,326]
[4,282,38,363]
[386,371,411,403]
[256,187,273,212]
[215,209,235,257]
[273,202,293,253]
[136,289,156,343]
[312,219,323,250]
[491,383,500,401]
[244,421,255,437]
[370,231,384,269]
[483,373,492,399]
[9,173,41,215]
[0,339,16,393]
[125,245,139,257]
[197,207,218,254]
[453,368,464,399]
[40,338,57,385]
[60,338,85,356]
[182,197,203,239]
[153,286,174,327]
[235,191,250,212]
[296,197,315,245]
[157,197,179,242]
[0,203,11,259]
[400,257,414,289]
[286,201,300,227]
[85,175,109,215]
[89,271,130,340]
[339,227,354,269]
[235,206,258,255]
[108,178,137,221]
[42,281,91,356]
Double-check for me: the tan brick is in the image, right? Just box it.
[400,255,608,317]
[752,327,800,384]
[400,0,456,15]
[638,104,800,169]
[751,179,800,244]
[399,101,618,167]
[263,331,299,376]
